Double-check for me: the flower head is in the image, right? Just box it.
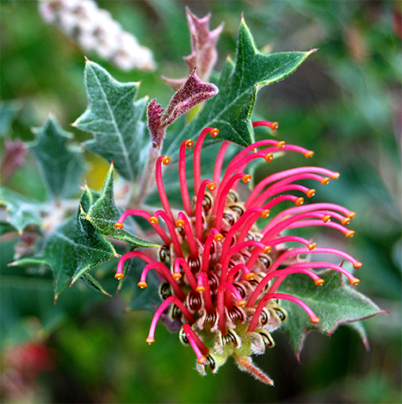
[114,124,360,384]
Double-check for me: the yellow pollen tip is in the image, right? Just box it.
[331,172,340,180]
[315,279,324,286]
[308,242,317,250]
[238,299,247,307]
[261,209,270,218]
[307,189,316,198]
[346,230,355,238]
[149,217,159,224]
[264,153,274,163]
[305,151,314,159]
[271,122,279,130]
[210,128,219,137]
[350,278,360,285]
[263,246,272,254]
[175,219,185,228]
[277,140,286,149]
[321,177,330,185]
[342,218,351,225]
[243,174,252,183]
[214,233,224,242]
[311,317,320,324]
[198,356,207,365]
[353,262,363,269]
[114,273,124,280]
[137,281,148,289]
[114,222,124,229]
[296,197,304,206]
[185,139,194,149]
[323,215,331,223]
[173,273,182,280]
[245,273,255,281]
[162,156,171,165]
[207,183,217,191]
[196,286,205,293]
[347,211,356,218]
[146,337,155,345]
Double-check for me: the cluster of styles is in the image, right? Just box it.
[113,123,361,384]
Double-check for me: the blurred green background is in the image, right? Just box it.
[1,0,401,403]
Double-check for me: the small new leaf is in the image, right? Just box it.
[74,60,148,182]
[29,115,85,199]
[0,100,21,137]
[12,187,118,298]
[278,270,385,359]
[85,163,158,248]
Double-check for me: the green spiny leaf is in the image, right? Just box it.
[165,17,314,156]
[12,187,118,298]
[74,60,149,182]
[278,270,385,358]
[0,186,43,234]
[85,164,158,248]
[29,115,86,199]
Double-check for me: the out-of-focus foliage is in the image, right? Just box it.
[1,0,400,403]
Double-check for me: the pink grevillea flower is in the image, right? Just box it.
[113,123,361,385]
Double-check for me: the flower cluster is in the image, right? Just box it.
[39,0,155,71]
[113,123,361,384]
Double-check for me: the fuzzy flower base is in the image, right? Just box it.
[114,124,360,384]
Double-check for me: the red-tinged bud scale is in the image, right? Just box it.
[114,124,361,385]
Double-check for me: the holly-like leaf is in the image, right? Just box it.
[84,163,159,248]
[0,186,43,234]
[73,60,149,182]
[11,187,118,298]
[278,270,385,359]
[165,17,315,156]
[29,115,85,200]
[0,100,21,137]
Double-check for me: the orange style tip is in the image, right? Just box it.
[185,139,194,149]
[305,151,314,159]
[263,246,272,254]
[214,233,224,242]
[114,222,124,229]
[196,286,205,293]
[238,300,247,307]
[175,219,185,228]
[353,262,363,269]
[270,122,279,131]
[322,215,331,223]
[264,153,274,162]
[245,273,255,281]
[346,230,355,238]
[243,174,252,183]
[347,211,356,218]
[207,182,217,191]
[277,140,286,149]
[296,197,304,206]
[321,177,330,185]
[210,128,220,137]
[198,356,207,365]
[114,273,124,280]
[315,279,324,286]
[341,218,351,225]
[173,273,182,280]
[137,281,148,289]
[162,156,171,165]
[307,189,316,198]
[308,242,317,250]
[261,209,270,218]
[146,338,155,345]
[149,216,159,224]
[331,172,340,180]
[350,278,360,285]
[311,317,320,324]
